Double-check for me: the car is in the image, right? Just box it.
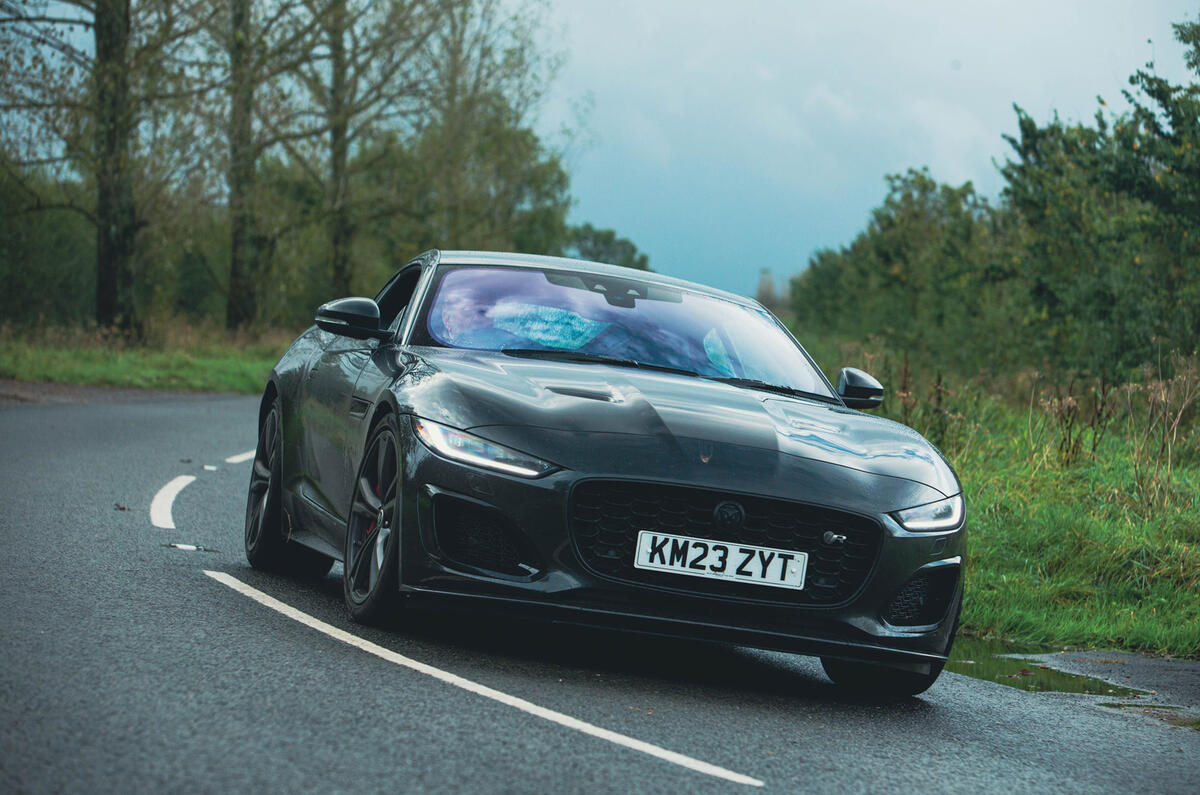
[244,249,965,697]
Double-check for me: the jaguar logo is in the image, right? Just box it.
[713,500,746,531]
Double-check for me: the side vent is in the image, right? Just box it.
[433,496,542,578]
[883,566,959,626]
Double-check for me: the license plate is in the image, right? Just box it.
[633,531,807,590]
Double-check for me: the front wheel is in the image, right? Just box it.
[820,656,947,698]
[822,600,960,699]
[343,413,404,624]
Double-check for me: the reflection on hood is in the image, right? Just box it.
[402,349,959,496]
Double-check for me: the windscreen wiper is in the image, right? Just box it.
[500,348,700,377]
[706,376,839,404]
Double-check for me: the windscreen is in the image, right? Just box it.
[416,266,835,398]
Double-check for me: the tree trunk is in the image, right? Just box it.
[328,0,352,296]
[226,0,258,328]
[93,0,136,329]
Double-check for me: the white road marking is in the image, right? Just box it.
[168,543,199,551]
[149,475,196,529]
[203,570,764,788]
[203,465,218,472]
[225,450,256,464]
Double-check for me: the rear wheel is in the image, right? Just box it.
[343,413,404,624]
[245,397,334,577]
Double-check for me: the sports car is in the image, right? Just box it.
[244,249,965,697]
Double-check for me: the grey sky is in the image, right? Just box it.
[541,1,1196,296]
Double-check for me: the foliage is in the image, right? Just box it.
[0,0,650,331]
[790,18,1200,381]
[566,223,650,270]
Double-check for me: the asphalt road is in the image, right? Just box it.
[1,388,1197,793]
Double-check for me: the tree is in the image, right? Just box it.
[285,0,439,297]
[567,223,649,270]
[195,0,327,327]
[1,0,212,330]
[755,268,781,312]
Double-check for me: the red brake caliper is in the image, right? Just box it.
[366,481,380,536]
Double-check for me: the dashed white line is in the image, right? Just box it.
[203,570,764,788]
[149,475,196,529]
[224,450,256,464]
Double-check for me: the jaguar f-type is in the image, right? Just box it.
[243,250,965,697]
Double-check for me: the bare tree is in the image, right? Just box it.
[193,0,325,327]
[284,0,439,296]
[417,0,564,248]
[1,0,215,330]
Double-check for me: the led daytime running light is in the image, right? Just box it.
[412,418,556,478]
[894,494,964,532]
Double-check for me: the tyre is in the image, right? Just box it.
[822,599,961,698]
[820,656,947,698]
[343,412,404,624]
[245,396,334,577]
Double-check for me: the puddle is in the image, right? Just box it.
[946,636,1147,696]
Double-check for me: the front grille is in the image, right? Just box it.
[569,480,882,605]
[434,497,540,577]
[883,567,959,626]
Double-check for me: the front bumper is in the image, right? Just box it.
[394,420,966,670]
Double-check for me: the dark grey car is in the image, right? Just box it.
[244,250,965,697]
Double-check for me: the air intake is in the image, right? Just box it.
[883,566,959,626]
[434,497,541,578]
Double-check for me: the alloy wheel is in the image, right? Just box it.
[346,427,399,604]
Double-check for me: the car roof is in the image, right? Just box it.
[431,249,759,308]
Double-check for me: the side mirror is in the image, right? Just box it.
[315,297,389,340]
[836,367,884,410]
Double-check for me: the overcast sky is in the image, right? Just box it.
[540,1,1196,296]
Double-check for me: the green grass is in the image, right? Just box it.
[0,325,292,394]
[949,402,1200,657]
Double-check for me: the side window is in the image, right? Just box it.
[376,267,422,329]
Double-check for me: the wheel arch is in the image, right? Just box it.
[365,394,400,438]
[258,379,279,428]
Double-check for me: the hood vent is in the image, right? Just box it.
[544,385,623,403]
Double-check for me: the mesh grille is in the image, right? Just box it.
[883,567,958,626]
[435,498,537,577]
[569,480,882,605]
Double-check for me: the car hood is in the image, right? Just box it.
[399,348,959,497]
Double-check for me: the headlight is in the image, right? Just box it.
[893,494,964,532]
[412,418,558,478]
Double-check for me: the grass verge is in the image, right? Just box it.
[958,406,1200,656]
[0,324,293,394]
